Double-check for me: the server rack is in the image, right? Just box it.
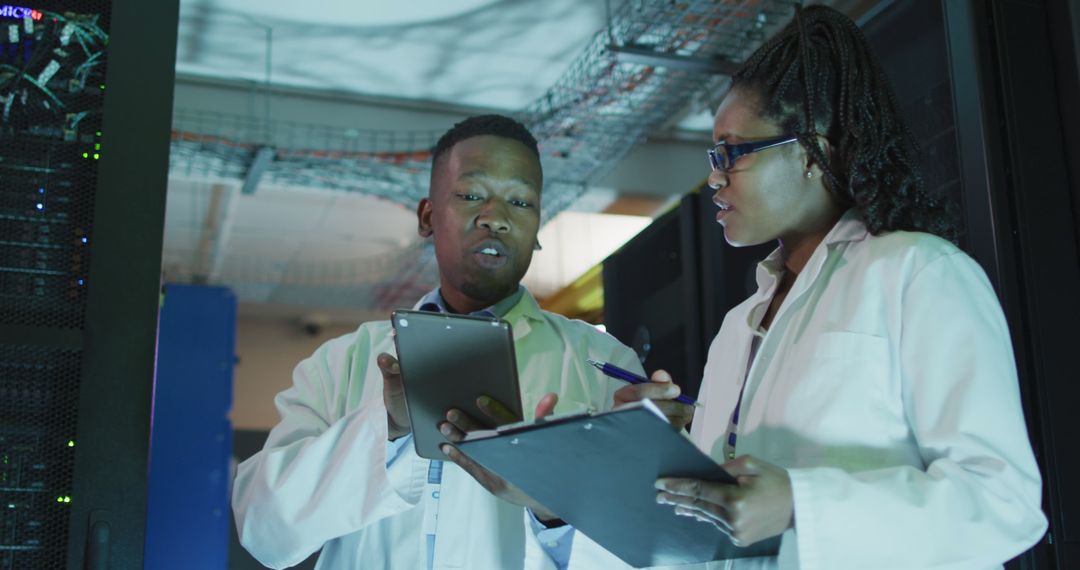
[603,190,773,401]
[938,1,1077,567]
[0,0,178,567]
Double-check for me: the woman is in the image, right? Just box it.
[646,5,1047,569]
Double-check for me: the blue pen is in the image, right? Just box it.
[586,359,701,407]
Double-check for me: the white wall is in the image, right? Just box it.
[231,316,361,431]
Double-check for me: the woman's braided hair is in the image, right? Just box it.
[732,4,958,243]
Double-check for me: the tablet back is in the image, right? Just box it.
[391,309,523,459]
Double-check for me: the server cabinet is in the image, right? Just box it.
[0,0,179,567]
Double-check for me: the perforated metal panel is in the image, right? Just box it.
[0,3,111,568]
[0,345,81,569]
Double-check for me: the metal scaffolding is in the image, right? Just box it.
[170,0,798,217]
[166,0,799,309]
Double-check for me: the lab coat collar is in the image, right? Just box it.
[411,285,544,341]
[753,210,868,290]
[501,287,547,341]
[749,210,868,328]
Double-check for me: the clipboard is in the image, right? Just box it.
[456,400,780,568]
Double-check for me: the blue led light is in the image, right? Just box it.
[77,279,85,286]
[38,188,44,194]
[35,203,43,210]
[81,237,88,244]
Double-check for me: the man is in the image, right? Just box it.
[232,115,691,569]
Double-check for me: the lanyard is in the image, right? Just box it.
[724,333,764,461]
[422,460,443,569]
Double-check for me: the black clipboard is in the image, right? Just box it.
[456,401,780,568]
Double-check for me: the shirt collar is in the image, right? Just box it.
[413,285,528,320]
[821,209,870,246]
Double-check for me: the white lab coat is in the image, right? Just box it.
[232,290,644,569]
[569,211,1047,569]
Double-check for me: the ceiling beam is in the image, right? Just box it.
[608,44,740,75]
[241,147,275,195]
[192,182,242,284]
[175,72,503,118]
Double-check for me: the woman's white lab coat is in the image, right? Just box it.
[569,212,1047,569]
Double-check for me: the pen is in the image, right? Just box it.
[586,359,701,408]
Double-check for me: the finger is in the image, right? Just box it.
[650,369,673,383]
[475,395,520,425]
[613,382,681,405]
[673,504,734,535]
[655,478,731,505]
[612,384,637,406]
[440,444,500,491]
[438,420,467,442]
[377,353,400,377]
[445,409,484,434]
[378,354,403,391]
[650,400,695,422]
[534,393,558,419]
[659,492,732,530]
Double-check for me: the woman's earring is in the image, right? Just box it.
[805,170,814,179]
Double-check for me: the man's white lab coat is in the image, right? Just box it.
[232,290,643,569]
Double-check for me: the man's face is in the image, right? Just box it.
[418,135,542,312]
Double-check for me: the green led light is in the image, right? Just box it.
[67,440,75,447]
[96,131,102,137]
[82,152,88,158]
[64,497,71,503]
[99,84,105,90]
[56,496,63,503]
[93,154,100,160]
[94,143,100,150]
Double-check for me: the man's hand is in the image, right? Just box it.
[439,393,561,522]
[613,369,695,431]
[378,353,410,441]
[654,455,794,546]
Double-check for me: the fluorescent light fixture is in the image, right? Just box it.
[241,147,275,196]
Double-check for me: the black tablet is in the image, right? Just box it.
[390,309,524,459]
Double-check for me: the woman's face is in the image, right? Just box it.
[707,88,838,247]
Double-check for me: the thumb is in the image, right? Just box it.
[377,352,400,375]
[535,392,558,419]
[650,369,681,399]
[377,353,403,390]
[724,455,762,477]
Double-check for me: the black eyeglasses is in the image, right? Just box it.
[707,135,800,172]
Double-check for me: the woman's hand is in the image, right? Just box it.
[613,369,695,431]
[655,455,794,546]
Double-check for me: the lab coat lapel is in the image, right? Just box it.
[736,213,868,444]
